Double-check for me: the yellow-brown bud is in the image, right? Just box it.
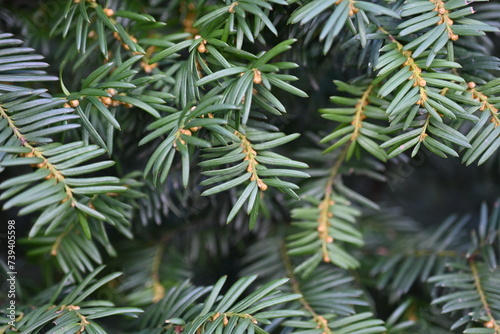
[197,43,206,53]
[69,99,80,108]
[253,69,262,84]
[107,88,117,96]
[101,97,112,106]
[103,8,114,17]
[257,179,268,191]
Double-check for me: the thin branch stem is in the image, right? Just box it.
[317,143,351,262]
[152,239,167,302]
[280,243,332,334]
[469,258,500,333]
[0,106,74,203]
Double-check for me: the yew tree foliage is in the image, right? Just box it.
[0,0,499,333]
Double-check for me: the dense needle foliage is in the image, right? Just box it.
[0,0,499,333]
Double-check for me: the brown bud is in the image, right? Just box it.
[103,8,114,17]
[326,236,334,243]
[107,88,117,96]
[180,129,192,136]
[101,97,112,106]
[450,34,459,41]
[197,43,206,53]
[468,82,476,89]
[253,69,262,84]
[418,79,427,87]
[484,320,495,329]
[438,7,446,14]
[69,99,80,108]
[257,179,268,191]
[88,30,96,38]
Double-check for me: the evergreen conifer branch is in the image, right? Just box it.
[469,259,500,333]
[0,1,499,333]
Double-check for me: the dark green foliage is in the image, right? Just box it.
[0,0,499,333]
